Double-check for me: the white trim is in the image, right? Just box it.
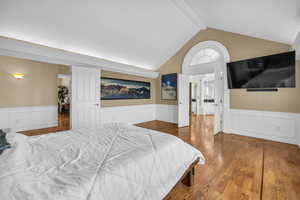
[182,41,231,133]
[227,109,300,146]
[101,104,156,125]
[100,104,178,125]
[182,41,230,74]
[291,30,300,60]
[0,106,58,132]
[102,104,300,147]
[171,0,206,30]
[156,104,178,124]
[0,37,159,79]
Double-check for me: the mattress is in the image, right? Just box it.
[0,123,205,200]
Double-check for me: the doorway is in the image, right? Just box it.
[178,41,230,134]
[189,73,216,136]
[190,73,215,115]
[19,66,72,136]
[57,74,71,131]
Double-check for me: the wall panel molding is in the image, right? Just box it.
[101,104,156,125]
[227,109,300,146]
[0,106,58,132]
[155,104,178,124]
[100,104,178,125]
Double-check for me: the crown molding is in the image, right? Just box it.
[171,0,206,30]
[0,37,159,79]
[291,29,300,61]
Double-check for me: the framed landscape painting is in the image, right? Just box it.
[161,73,177,100]
[101,77,151,100]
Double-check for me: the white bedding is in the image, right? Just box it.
[0,123,205,200]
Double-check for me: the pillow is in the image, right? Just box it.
[0,130,11,155]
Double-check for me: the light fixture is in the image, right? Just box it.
[12,73,25,80]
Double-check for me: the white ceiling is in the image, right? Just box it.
[186,0,300,45]
[0,0,299,71]
[0,0,203,70]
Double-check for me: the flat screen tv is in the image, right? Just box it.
[227,51,295,89]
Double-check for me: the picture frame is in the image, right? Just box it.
[161,73,177,100]
[101,77,151,100]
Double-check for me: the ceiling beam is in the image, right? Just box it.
[0,37,159,79]
[171,0,206,30]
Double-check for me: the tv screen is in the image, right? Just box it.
[227,51,295,89]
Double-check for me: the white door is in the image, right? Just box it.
[178,74,190,127]
[71,66,101,129]
[214,63,224,134]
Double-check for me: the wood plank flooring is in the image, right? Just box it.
[136,115,300,200]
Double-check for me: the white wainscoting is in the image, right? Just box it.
[155,104,178,124]
[101,105,300,146]
[100,104,178,125]
[101,104,156,125]
[228,109,300,145]
[0,106,58,132]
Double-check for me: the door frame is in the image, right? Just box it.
[181,41,230,133]
[57,72,72,130]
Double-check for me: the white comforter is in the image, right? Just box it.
[0,123,205,200]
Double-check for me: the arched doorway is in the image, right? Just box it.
[178,41,230,134]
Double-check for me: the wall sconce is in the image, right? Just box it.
[12,73,25,80]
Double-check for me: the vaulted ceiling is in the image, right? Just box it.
[0,0,299,71]
[186,0,300,45]
[0,0,204,70]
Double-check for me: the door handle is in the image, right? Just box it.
[95,103,99,106]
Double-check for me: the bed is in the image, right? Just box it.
[0,123,205,200]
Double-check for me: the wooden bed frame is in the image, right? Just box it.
[163,158,199,199]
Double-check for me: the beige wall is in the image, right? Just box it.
[156,28,300,113]
[101,71,156,107]
[0,56,70,108]
[230,61,300,113]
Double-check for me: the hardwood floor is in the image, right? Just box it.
[136,115,300,200]
[19,111,70,136]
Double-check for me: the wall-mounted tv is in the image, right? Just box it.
[227,51,295,89]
